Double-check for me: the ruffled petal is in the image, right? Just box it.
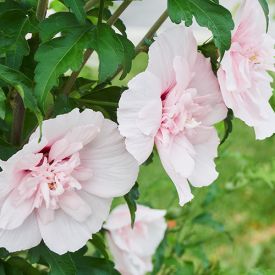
[80,119,139,198]
[187,127,220,187]
[148,26,197,91]
[156,139,194,206]
[118,71,162,164]
[0,213,41,252]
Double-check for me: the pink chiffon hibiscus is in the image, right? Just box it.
[104,204,167,275]
[218,0,275,139]
[117,26,227,206]
[0,108,138,255]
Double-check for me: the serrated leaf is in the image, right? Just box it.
[29,243,76,275]
[34,25,93,108]
[258,0,269,31]
[39,12,81,42]
[0,10,31,69]
[89,24,135,82]
[124,182,140,227]
[88,8,127,36]
[63,0,86,24]
[168,0,234,58]
[0,64,40,117]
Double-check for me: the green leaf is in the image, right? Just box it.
[6,257,40,275]
[29,243,76,275]
[88,8,127,36]
[90,234,109,259]
[0,10,31,69]
[39,12,80,42]
[168,0,234,57]
[0,248,9,259]
[124,182,140,227]
[90,24,135,82]
[258,0,269,31]
[220,109,233,145]
[0,64,40,117]
[0,1,21,15]
[63,0,86,24]
[72,256,119,275]
[198,40,219,72]
[34,25,93,108]
[0,88,6,120]
[192,213,224,232]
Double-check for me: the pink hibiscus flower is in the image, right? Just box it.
[117,26,227,206]
[218,0,275,139]
[0,109,138,254]
[104,204,167,275]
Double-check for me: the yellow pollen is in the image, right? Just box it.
[48,182,57,191]
[249,54,259,63]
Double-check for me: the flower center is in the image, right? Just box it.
[157,87,200,143]
[19,149,83,210]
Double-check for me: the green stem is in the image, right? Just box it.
[135,10,168,53]
[98,0,105,25]
[36,0,49,22]
[102,10,168,84]
[84,0,99,12]
[77,98,118,108]
[62,0,133,96]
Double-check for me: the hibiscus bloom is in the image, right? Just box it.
[0,109,138,254]
[218,0,275,139]
[104,204,167,275]
[117,26,227,206]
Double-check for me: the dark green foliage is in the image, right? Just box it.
[124,182,140,227]
[258,0,270,30]
[220,109,234,145]
[89,24,135,82]
[63,0,86,24]
[168,0,234,57]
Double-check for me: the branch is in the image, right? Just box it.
[84,0,99,12]
[135,10,168,53]
[11,0,49,145]
[63,0,133,96]
[103,10,168,84]
[36,0,49,22]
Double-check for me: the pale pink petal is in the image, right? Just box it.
[233,0,266,44]
[38,210,91,255]
[59,191,92,223]
[78,191,112,233]
[187,127,220,187]
[147,26,197,91]
[105,204,166,275]
[0,213,41,252]
[107,233,151,275]
[189,53,227,125]
[29,109,104,145]
[156,140,194,206]
[80,119,139,198]
[157,135,195,179]
[0,191,34,230]
[118,71,162,164]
